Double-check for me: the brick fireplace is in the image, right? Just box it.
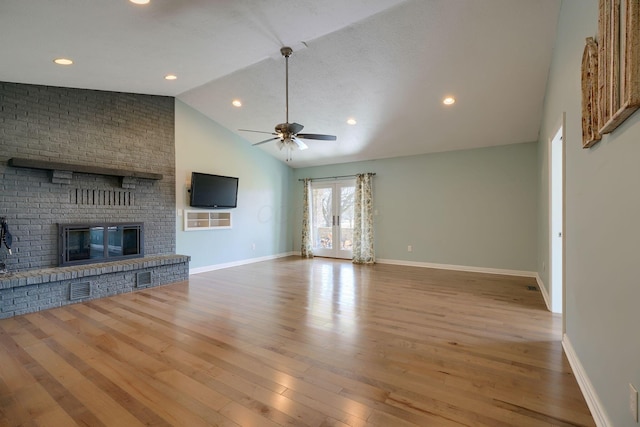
[0,82,189,318]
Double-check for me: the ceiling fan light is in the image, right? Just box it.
[347,118,357,125]
[232,99,242,107]
[443,96,456,105]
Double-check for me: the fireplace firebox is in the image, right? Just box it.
[59,223,144,266]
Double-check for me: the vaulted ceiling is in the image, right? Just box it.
[0,0,560,168]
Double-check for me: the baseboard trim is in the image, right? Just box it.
[189,252,298,275]
[562,334,611,427]
[375,258,536,278]
[536,273,552,312]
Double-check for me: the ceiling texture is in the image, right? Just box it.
[0,0,561,168]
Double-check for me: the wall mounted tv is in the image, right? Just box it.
[189,172,239,209]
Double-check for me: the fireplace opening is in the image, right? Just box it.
[59,223,144,266]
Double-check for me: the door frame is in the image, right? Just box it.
[548,113,566,329]
[311,179,355,260]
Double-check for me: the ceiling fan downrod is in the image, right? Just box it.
[281,47,293,125]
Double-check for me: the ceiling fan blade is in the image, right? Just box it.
[288,122,304,134]
[252,137,280,146]
[291,136,308,150]
[296,133,337,141]
[239,129,277,135]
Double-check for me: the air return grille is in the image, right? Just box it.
[69,281,91,300]
[136,271,152,288]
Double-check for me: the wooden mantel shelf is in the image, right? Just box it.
[8,157,163,181]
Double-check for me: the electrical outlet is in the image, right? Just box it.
[542,261,546,271]
[407,245,412,252]
[251,243,256,251]
[630,383,638,422]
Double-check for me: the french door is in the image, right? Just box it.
[311,180,355,259]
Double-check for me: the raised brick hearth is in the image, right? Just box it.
[0,255,190,318]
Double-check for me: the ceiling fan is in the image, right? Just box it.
[239,46,337,161]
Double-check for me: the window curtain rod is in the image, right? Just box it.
[297,173,376,182]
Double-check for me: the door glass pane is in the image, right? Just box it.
[67,229,91,262]
[122,226,141,255]
[107,226,123,257]
[340,186,355,251]
[89,227,105,259]
[312,187,333,250]
[106,226,141,257]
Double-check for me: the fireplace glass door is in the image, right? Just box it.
[66,226,105,262]
[60,223,143,266]
[108,226,141,257]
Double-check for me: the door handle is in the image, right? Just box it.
[337,216,340,227]
[332,216,335,226]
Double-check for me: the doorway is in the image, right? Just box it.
[310,180,355,259]
[550,121,564,316]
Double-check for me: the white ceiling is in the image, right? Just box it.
[0,0,560,168]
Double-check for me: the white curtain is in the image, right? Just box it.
[353,173,375,264]
[301,178,314,258]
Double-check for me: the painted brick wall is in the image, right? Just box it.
[0,82,176,272]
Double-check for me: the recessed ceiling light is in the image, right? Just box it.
[347,118,357,125]
[443,96,456,105]
[53,58,73,65]
[164,74,177,80]
[130,0,150,4]
[232,99,242,107]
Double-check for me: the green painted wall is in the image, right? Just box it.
[293,142,538,272]
[538,1,640,424]
[174,100,294,269]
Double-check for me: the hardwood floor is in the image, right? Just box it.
[0,257,595,426]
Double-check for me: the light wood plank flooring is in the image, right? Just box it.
[0,257,595,426]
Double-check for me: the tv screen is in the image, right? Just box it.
[189,172,239,209]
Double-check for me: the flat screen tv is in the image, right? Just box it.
[189,172,239,209]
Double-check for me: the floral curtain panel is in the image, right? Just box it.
[301,178,314,258]
[353,173,375,264]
